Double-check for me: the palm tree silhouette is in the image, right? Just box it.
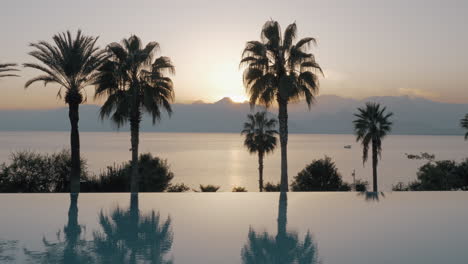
[240,21,322,192]
[353,102,393,192]
[461,114,468,140]
[93,194,173,264]
[24,194,94,263]
[241,192,320,263]
[241,111,278,192]
[0,63,19,78]
[94,35,175,193]
[24,30,107,193]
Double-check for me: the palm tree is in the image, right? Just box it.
[461,114,468,140]
[94,35,175,193]
[24,30,106,193]
[241,111,278,192]
[0,63,19,78]
[353,102,393,192]
[240,21,322,191]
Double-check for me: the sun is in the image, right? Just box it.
[227,94,248,103]
[209,62,248,103]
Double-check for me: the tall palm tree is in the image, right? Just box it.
[353,102,393,192]
[241,111,278,192]
[240,20,322,191]
[24,30,106,193]
[94,35,175,193]
[461,114,468,140]
[0,63,19,78]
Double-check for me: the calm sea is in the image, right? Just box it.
[0,132,466,191]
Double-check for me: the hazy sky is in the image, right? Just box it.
[0,0,467,109]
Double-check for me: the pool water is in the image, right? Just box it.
[0,192,467,263]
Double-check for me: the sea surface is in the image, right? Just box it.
[0,131,466,191]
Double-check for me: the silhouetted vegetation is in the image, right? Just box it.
[85,153,174,192]
[291,156,352,192]
[24,30,107,193]
[0,63,19,78]
[95,35,175,194]
[264,182,281,192]
[353,102,393,192]
[166,183,191,192]
[93,194,173,263]
[241,111,277,192]
[0,150,88,193]
[241,20,322,192]
[461,114,468,140]
[393,158,468,191]
[354,179,369,192]
[232,186,248,192]
[198,184,221,192]
[241,192,320,263]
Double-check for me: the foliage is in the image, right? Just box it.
[354,179,369,192]
[291,156,351,192]
[241,111,278,155]
[232,186,248,192]
[166,183,191,192]
[198,184,220,192]
[264,182,281,192]
[0,63,19,78]
[0,150,88,193]
[94,35,175,127]
[353,102,393,165]
[461,114,468,140]
[85,153,174,192]
[393,158,468,191]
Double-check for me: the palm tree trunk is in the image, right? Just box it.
[278,101,289,192]
[372,140,378,192]
[130,117,140,193]
[258,152,264,192]
[68,102,81,193]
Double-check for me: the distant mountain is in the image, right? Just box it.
[0,95,466,135]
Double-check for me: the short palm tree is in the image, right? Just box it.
[240,20,322,192]
[0,63,19,78]
[241,111,278,192]
[24,30,106,193]
[353,102,393,192]
[461,114,468,140]
[94,35,175,193]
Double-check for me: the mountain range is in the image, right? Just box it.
[0,95,466,135]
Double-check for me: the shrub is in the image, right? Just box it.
[198,184,220,192]
[291,156,350,192]
[264,182,281,192]
[85,153,174,192]
[167,183,191,192]
[354,179,369,192]
[0,150,88,193]
[232,186,247,192]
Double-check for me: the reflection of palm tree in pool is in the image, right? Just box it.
[241,192,320,263]
[24,194,93,263]
[93,194,173,264]
[358,191,385,202]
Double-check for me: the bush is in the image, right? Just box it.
[291,156,351,192]
[0,150,88,193]
[232,186,247,192]
[85,153,174,192]
[264,182,281,192]
[198,184,220,192]
[393,158,468,191]
[166,183,191,192]
[354,179,369,192]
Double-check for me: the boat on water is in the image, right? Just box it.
[344,145,352,149]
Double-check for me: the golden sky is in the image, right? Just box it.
[0,0,467,109]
